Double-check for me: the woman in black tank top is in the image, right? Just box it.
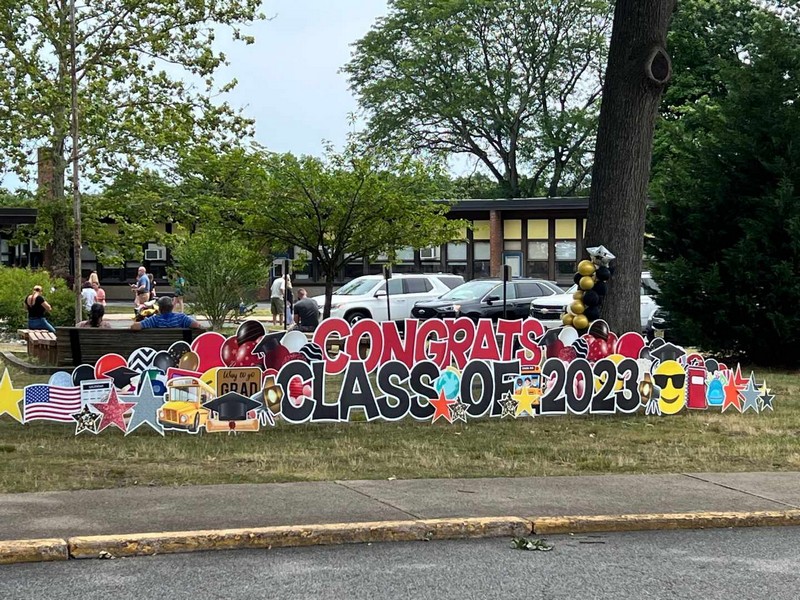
[24,285,56,333]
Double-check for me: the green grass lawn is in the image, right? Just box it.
[0,365,797,493]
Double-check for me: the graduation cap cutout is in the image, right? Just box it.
[203,392,262,421]
[253,331,286,356]
[104,366,139,390]
[650,342,685,363]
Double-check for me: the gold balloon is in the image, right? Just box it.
[579,276,595,290]
[179,350,200,371]
[573,314,589,330]
[578,260,596,276]
[572,291,584,301]
[570,301,586,315]
[562,313,574,326]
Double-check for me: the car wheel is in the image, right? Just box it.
[190,413,200,433]
[345,310,370,325]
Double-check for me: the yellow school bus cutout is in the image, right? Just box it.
[158,377,215,433]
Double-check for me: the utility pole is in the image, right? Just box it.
[70,0,82,323]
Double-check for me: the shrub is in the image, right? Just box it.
[0,267,75,333]
[172,231,270,331]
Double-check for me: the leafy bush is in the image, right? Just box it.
[648,4,800,366]
[0,267,75,332]
[172,230,270,330]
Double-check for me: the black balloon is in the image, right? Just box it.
[583,290,601,307]
[573,272,583,285]
[153,351,175,373]
[168,341,191,364]
[596,267,611,281]
[593,281,607,297]
[72,364,95,386]
[585,306,601,321]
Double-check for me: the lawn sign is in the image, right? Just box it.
[0,317,775,436]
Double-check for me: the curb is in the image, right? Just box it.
[3,510,800,566]
[67,517,532,560]
[0,538,69,565]
[532,510,800,535]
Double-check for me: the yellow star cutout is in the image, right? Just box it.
[514,385,540,417]
[0,368,24,423]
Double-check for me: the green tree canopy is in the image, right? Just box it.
[345,0,611,198]
[246,144,466,316]
[0,0,264,276]
[648,0,800,365]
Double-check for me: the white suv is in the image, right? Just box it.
[312,273,464,324]
[530,272,659,332]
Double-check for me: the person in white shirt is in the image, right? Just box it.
[81,282,97,313]
[270,275,286,326]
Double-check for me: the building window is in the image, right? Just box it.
[344,261,365,280]
[527,219,549,279]
[527,241,549,279]
[473,241,490,278]
[555,240,577,284]
[446,242,467,277]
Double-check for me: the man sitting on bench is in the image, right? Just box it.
[130,297,204,331]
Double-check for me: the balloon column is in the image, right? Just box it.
[562,245,615,332]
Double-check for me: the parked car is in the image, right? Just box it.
[411,278,563,322]
[646,308,676,342]
[530,271,659,332]
[312,273,464,324]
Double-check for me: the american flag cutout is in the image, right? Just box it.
[24,384,82,423]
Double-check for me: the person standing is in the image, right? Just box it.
[290,289,320,332]
[173,271,186,312]
[148,272,157,300]
[285,274,294,326]
[77,303,112,328]
[81,281,97,313]
[24,285,56,333]
[92,281,106,306]
[270,274,285,327]
[132,266,150,306]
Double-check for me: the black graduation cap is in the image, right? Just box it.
[203,392,262,421]
[650,342,685,363]
[104,366,139,389]
[253,331,286,356]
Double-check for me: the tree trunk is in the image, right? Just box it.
[38,146,72,281]
[583,0,676,333]
[323,270,335,320]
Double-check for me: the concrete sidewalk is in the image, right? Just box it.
[0,472,797,542]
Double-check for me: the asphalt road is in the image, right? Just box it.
[2,527,799,600]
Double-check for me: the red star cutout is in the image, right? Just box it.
[732,364,748,389]
[430,390,456,423]
[721,374,742,413]
[92,388,136,432]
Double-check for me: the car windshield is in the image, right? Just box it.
[440,281,498,301]
[566,284,578,294]
[335,277,378,296]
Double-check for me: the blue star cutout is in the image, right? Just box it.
[125,376,166,436]
[739,376,761,414]
[759,387,775,412]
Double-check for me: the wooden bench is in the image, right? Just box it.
[18,329,58,364]
[55,327,203,367]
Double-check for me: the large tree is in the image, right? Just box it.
[345,0,611,198]
[648,1,800,365]
[583,0,676,333]
[0,0,263,278]
[246,145,465,317]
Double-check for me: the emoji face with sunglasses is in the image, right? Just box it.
[653,360,687,414]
